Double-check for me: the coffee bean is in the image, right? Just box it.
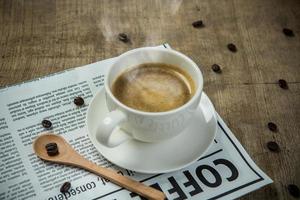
[267,141,280,152]
[60,182,71,193]
[287,184,300,198]
[47,148,59,156]
[227,43,237,52]
[74,97,84,106]
[118,33,129,43]
[45,143,58,151]
[42,119,52,129]
[278,79,288,89]
[267,122,277,132]
[45,142,59,156]
[192,20,204,28]
[212,64,221,73]
[283,28,295,37]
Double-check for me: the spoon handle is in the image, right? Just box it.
[70,154,166,200]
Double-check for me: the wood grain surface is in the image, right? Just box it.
[0,0,299,199]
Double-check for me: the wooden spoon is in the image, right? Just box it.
[33,133,166,200]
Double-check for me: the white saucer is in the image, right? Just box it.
[86,90,217,174]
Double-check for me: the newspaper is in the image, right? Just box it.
[0,44,272,200]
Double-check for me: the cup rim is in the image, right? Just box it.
[105,47,203,116]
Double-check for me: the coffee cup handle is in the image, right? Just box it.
[96,110,131,148]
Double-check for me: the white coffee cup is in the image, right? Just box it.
[96,47,203,147]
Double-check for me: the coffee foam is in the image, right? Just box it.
[112,63,195,112]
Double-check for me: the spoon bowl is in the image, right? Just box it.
[33,133,70,162]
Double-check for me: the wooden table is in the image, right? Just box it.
[0,0,299,199]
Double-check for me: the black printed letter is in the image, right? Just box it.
[168,177,187,200]
[183,171,203,196]
[213,159,239,182]
[196,165,222,187]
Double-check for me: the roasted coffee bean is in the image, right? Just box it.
[118,33,129,43]
[267,122,277,132]
[45,143,58,151]
[74,96,84,106]
[278,79,288,89]
[227,43,237,52]
[212,64,221,73]
[283,28,295,37]
[45,142,57,149]
[192,20,204,28]
[45,142,59,156]
[47,149,59,156]
[42,119,52,129]
[267,141,280,152]
[287,184,300,198]
[60,182,71,193]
